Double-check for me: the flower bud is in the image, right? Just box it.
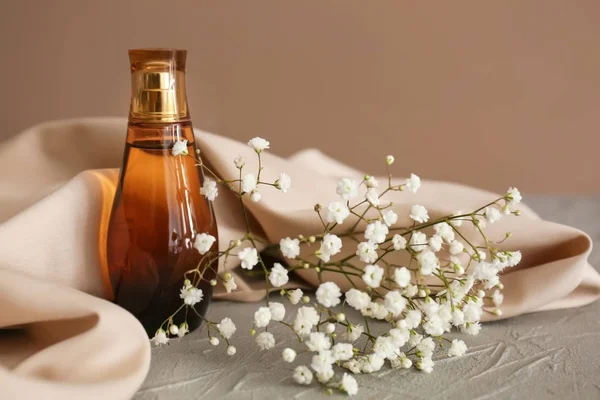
[386,155,395,165]
[209,337,219,346]
[314,204,322,212]
[250,328,256,336]
[336,313,346,322]
[227,345,237,356]
[493,309,502,316]
[303,263,310,269]
[184,279,192,287]
[477,289,485,298]
[169,325,179,335]
[308,236,316,243]
[325,323,336,334]
[210,279,217,286]
[234,239,242,247]
[302,296,310,304]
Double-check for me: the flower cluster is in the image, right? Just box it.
[151,136,523,397]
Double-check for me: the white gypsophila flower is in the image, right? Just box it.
[461,322,482,335]
[276,172,291,193]
[332,343,354,361]
[409,331,423,347]
[417,249,439,275]
[293,365,313,385]
[492,289,504,307]
[279,237,300,259]
[341,373,358,396]
[293,317,313,337]
[316,233,342,262]
[429,234,443,252]
[200,179,218,201]
[356,241,378,263]
[180,286,203,306]
[325,201,350,225]
[209,335,220,345]
[288,288,303,305]
[391,353,412,369]
[384,290,408,317]
[345,289,371,311]
[386,155,395,165]
[365,220,388,245]
[227,346,237,356]
[250,191,261,202]
[404,173,421,193]
[311,350,335,374]
[389,327,410,347]
[316,368,335,384]
[382,209,398,227]
[361,301,387,320]
[506,187,522,205]
[484,206,502,224]
[416,357,434,373]
[299,306,320,325]
[422,297,439,316]
[151,329,169,346]
[463,299,483,323]
[404,284,419,298]
[404,309,422,329]
[316,282,342,308]
[451,309,465,326]
[306,332,332,352]
[224,275,237,293]
[362,264,384,288]
[417,337,436,357]
[254,306,272,328]
[471,261,500,289]
[256,331,275,350]
[171,139,188,156]
[269,302,286,322]
[392,234,407,250]
[367,354,385,372]
[337,178,359,200]
[373,336,396,360]
[423,314,445,336]
[365,188,380,207]
[409,231,428,252]
[217,317,237,339]
[238,247,259,270]
[506,250,522,267]
[193,233,216,255]
[394,267,411,288]
[410,204,429,223]
[282,348,297,363]
[448,339,467,357]
[449,240,464,255]
[269,263,289,287]
[248,137,270,152]
[234,155,245,169]
[343,324,364,342]
[433,222,455,242]
[241,174,257,193]
[365,175,379,188]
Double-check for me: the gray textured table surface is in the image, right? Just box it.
[135,196,600,400]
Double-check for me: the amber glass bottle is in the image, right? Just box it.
[107,49,218,337]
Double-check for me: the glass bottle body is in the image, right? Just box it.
[107,121,218,336]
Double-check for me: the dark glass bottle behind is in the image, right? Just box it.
[107,49,218,337]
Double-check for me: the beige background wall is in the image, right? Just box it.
[1,1,598,193]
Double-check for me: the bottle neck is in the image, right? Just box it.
[129,69,189,123]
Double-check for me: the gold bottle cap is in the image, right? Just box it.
[128,49,189,123]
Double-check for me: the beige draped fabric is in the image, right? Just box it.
[1,118,599,399]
